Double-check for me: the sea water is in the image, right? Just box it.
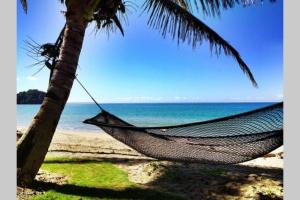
[17,102,274,132]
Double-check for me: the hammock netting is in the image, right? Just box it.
[84,102,283,164]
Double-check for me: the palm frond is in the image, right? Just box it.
[143,0,258,87]
[20,0,66,13]
[91,1,137,37]
[176,0,191,10]
[20,0,28,13]
[171,0,276,16]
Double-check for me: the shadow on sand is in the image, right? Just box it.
[30,180,184,200]
[39,158,283,200]
[147,162,283,200]
[39,156,283,200]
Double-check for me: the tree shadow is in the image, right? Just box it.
[29,181,185,200]
[146,162,283,200]
[44,156,153,165]
[49,148,142,157]
[42,157,283,200]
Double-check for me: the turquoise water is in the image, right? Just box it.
[17,102,274,132]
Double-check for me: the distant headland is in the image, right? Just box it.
[17,89,46,104]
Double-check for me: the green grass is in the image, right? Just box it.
[258,187,283,199]
[31,157,185,200]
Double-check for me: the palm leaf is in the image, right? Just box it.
[143,0,258,87]
[20,0,27,13]
[176,0,191,10]
[174,0,276,16]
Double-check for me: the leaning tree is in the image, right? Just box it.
[17,0,274,185]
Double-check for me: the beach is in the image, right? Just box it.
[17,128,283,200]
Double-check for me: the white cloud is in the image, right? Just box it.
[27,76,39,81]
[108,96,195,103]
[174,96,188,101]
[113,96,164,102]
[17,77,19,81]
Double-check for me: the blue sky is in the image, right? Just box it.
[17,0,283,103]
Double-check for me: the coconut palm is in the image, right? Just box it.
[17,0,273,185]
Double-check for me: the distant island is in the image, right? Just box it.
[17,89,46,104]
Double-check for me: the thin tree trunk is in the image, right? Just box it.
[17,3,88,185]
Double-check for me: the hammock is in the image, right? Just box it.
[84,102,283,164]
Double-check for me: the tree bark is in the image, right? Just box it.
[17,1,90,185]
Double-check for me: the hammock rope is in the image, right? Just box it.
[75,76,104,110]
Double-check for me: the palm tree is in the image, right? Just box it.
[17,0,273,185]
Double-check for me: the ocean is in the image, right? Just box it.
[17,102,274,132]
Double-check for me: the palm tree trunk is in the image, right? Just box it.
[17,4,88,185]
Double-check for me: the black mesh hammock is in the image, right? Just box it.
[83,102,283,164]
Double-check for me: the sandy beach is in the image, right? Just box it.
[17,128,283,200]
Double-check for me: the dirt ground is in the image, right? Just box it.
[17,130,283,200]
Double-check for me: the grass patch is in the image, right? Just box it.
[257,187,283,199]
[31,157,185,200]
[42,160,132,188]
